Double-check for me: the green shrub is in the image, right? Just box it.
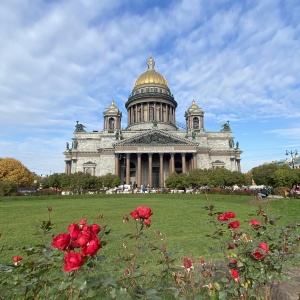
[0,181,18,196]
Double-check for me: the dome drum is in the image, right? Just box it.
[125,91,177,109]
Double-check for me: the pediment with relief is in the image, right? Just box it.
[116,130,196,146]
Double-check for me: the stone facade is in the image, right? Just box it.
[64,57,242,187]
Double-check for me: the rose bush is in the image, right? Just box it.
[0,197,299,299]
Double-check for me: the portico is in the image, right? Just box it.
[114,149,196,188]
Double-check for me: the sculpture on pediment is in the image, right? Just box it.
[66,142,69,150]
[123,132,189,145]
[229,139,234,148]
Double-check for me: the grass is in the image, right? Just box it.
[1,193,300,267]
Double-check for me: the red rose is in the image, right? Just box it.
[183,258,193,269]
[76,230,93,247]
[224,212,236,219]
[81,237,101,257]
[68,223,81,240]
[144,218,151,227]
[253,250,264,260]
[135,206,153,219]
[51,233,71,250]
[228,220,240,229]
[259,242,269,252]
[218,214,228,221]
[13,256,23,264]
[81,224,90,231]
[90,224,100,235]
[63,252,85,272]
[231,269,240,281]
[228,242,236,250]
[130,210,139,219]
[79,218,87,226]
[124,269,130,275]
[249,219,260,226]
[253,242,269,260]
[199,257,205,265]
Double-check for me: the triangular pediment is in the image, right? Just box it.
[116,129,197,146]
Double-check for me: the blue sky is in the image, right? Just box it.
[1,0,299,176]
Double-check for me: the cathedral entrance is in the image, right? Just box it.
[152,167,160,188]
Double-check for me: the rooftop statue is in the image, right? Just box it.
[74,121,86,133]
[221,120,231,132]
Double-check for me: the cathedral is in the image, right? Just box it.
[64,57,242,188]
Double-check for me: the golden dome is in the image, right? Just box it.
[108,100,117,109]
[134,56,169,88]
[189,100,201,110]
[106,100,118,110]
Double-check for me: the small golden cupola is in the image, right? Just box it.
[185,100,205,132]
[103,100,122,133]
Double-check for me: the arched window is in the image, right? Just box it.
[193,117,199,129]
[109,118,115,132]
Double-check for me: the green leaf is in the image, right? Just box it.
[72,278,87,290]
[58,281,71,291]
[218,291,227,300]
[214,282,221,290]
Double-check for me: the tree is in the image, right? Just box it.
[208,168,234,187]
[165,172,188,189]
[251,163,280,186]
[230,171,246,186]
[187,169,211,187]
[245,171,253,186]
[0,158,34,186]
[0,181,18,196]
[101,173,120,188]
[273,166,298,188]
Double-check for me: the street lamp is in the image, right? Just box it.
[286,150,298,169]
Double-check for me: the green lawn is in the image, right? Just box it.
[1,193,299,265]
